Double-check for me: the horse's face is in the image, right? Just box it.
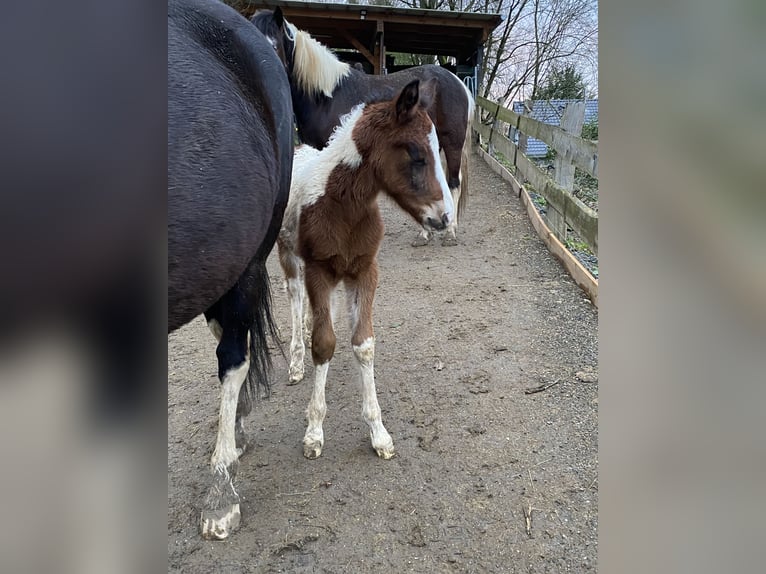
[251,8,294,72]
[361,80,454,231]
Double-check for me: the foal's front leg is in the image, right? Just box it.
[346,264,395,459]
[302,265,337,459]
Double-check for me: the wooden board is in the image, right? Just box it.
[476,146,598,308]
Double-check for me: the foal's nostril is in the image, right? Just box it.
[441,213,449,226]
[426,216,447,231]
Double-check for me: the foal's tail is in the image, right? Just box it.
[243,260,281,405]
[458,80,475,219]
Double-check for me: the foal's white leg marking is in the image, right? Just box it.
[286,276,306,383]
[303,362,329,459]
[353,337,395,459]
[201,360,249,540]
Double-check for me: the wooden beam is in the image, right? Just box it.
[281,8,499,31]
[338,28,375,68]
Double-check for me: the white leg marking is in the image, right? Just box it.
[201,503,241,541]
[353,337,394,459]
[211,361,249,477]
[286,276,306,383]
[207,319,223,342]
[303,362,329,459]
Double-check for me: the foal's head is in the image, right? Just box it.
[356,80,454,231]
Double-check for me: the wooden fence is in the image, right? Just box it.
[472,96,599,305]
[474,96,598,256]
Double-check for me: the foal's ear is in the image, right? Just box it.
[273,7,284,28]
[395,80,420,122]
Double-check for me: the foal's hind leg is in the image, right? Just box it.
[279,243,307,384]
[346,263,394,459]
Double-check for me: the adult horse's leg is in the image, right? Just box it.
[200,305,249,540]
[200,259,275,540]
[302,263,337,459]
[441,142,464,247]
[345,262,395,459]
[278,240,307,384]
[205,306,251,453]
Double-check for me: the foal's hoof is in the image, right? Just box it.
[411,235,431,247]
[200,503,241,540]
[440,234,459,247]
[287,366,304,385]
[374,441,396,460]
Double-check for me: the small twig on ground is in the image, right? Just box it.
[523,504,533,537]
[524,379,562,394]
[275,490,315,498]
[528,469,536,494]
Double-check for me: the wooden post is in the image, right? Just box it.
[548,102,586,243]
[373,20,385,75]
[517,99,532,156]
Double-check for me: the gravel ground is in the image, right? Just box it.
[168,146,599,573]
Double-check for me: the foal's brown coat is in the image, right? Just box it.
[278,80,451,459]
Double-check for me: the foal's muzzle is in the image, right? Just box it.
[425,213,449,231]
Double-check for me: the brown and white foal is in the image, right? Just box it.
[278,79,454,459]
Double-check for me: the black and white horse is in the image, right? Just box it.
[252,8,474,247]
[168,0,292,540]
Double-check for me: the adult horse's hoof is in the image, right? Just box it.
[200,503,241,540]
[440,234,458,247]
[303,439,323,459]
[411,234,431,247]
[287,365,304,385]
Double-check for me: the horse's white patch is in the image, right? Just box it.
[351,337,394,459]
[284,105,365,229]
[304,361,329,458]
[428,125,455,221]
[201,503,240,540]
[286,276,306,383]
[211,361,249,475]
[207,318,223,342]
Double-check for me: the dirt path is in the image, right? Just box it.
[168,147,598,573]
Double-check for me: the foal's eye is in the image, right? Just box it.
[413,158,426,167]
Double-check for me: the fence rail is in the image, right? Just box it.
[473,96,599,257]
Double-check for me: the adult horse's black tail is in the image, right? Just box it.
[241,259,281,409]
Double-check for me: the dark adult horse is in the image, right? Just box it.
[168,0,292,539]
[252,8,474,246]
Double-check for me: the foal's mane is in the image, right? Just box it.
[287,22,350,98]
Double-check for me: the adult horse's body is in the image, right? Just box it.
[168,0,292,539]
[252,9,474,246]
[278,80,453,460]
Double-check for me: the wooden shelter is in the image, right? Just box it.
[241,1,501,89]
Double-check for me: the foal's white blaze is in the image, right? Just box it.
[428,124,455,222]
[352,337,395,459]
[211,361,250,476]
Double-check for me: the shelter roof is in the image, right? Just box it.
[241,1,502,63]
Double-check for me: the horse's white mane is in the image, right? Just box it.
[288,22,350,98]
